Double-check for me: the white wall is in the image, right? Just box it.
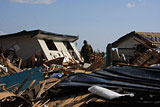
[37,39,52,60]
[54,42,73,62]
[38,39,73,62]
[0,35,83,63]
[70,42,83,62]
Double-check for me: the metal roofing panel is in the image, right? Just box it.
[0,29,78,42]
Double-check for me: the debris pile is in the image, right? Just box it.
[0,55,22,77]
[109,31,160,67]
[1,30,160,107]
[0,51,105,107]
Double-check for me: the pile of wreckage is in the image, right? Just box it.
[1,30,160,107]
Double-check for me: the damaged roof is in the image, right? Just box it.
[112,31,160,47]
[58,66,160,92]
[0,29,79,42]
[137,32,160,43]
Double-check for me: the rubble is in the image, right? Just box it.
[0,55,22,77]
[0,49,105,107]
[107,31,160,67]
[1,30,160,107]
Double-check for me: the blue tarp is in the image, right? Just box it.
[0,67,44,91]
[50,73,64,78]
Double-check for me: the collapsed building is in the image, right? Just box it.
[0,30,83,67]
[106,31,160,66]
[0,30,106,107]
[1,30,160,107]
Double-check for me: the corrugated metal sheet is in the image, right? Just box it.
[58,66,160,93]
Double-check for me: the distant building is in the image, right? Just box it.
[110,31,160,63]
[0,29,83,65]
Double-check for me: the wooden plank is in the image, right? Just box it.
[48,100,61,107]
[41,76,68,94]
[134,37,153,51]
[42,78,59,91]
[132,43,156,65]
[5,58,22,73]
[36,80,46,98]
[56,94,77,107]
[72,93,91,107]
[134,37,160,60]
[33,100,41,107]
[0,83,6,91]
[86,55,104,71]
[40,99,50,107]
[44,57,64,66]
[64,93,91,107]
[6,83,19,90]
[0,92,16,100]
[18,58,22,69]
[28,80,36,89]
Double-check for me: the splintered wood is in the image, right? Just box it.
[86,54,104,71]
[0,51,106,107]
[47,92,104,107]
[133,37,160,66]
[44,57,64,66]
[0,56,22,77]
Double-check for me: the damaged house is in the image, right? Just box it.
[106,31,160,66]
[0,30,83,67]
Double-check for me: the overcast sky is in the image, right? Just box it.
[0,0,160,51]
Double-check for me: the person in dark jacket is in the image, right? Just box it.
[80,40,93,63]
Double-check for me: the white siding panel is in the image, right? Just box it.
[54,42,72,62]
[38,39,52,60]
[38,39,72,62]
[70,42,83,62]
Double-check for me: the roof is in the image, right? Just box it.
[0,29,79,42]
[112,31,160,47]
[53,66,160,106]
[58,66,160,92]
[137,32,160,43]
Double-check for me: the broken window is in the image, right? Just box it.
[63,41,74,50]
[63,41,79,60]
[44,39,58,51]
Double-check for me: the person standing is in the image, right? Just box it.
[80,40,93,63]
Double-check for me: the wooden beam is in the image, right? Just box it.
[42,76,68,94]
[36,80,46,98]
[28,80,36,89]
[40,99,50,107]
[134,37,153,50]
[134,37,160,60]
